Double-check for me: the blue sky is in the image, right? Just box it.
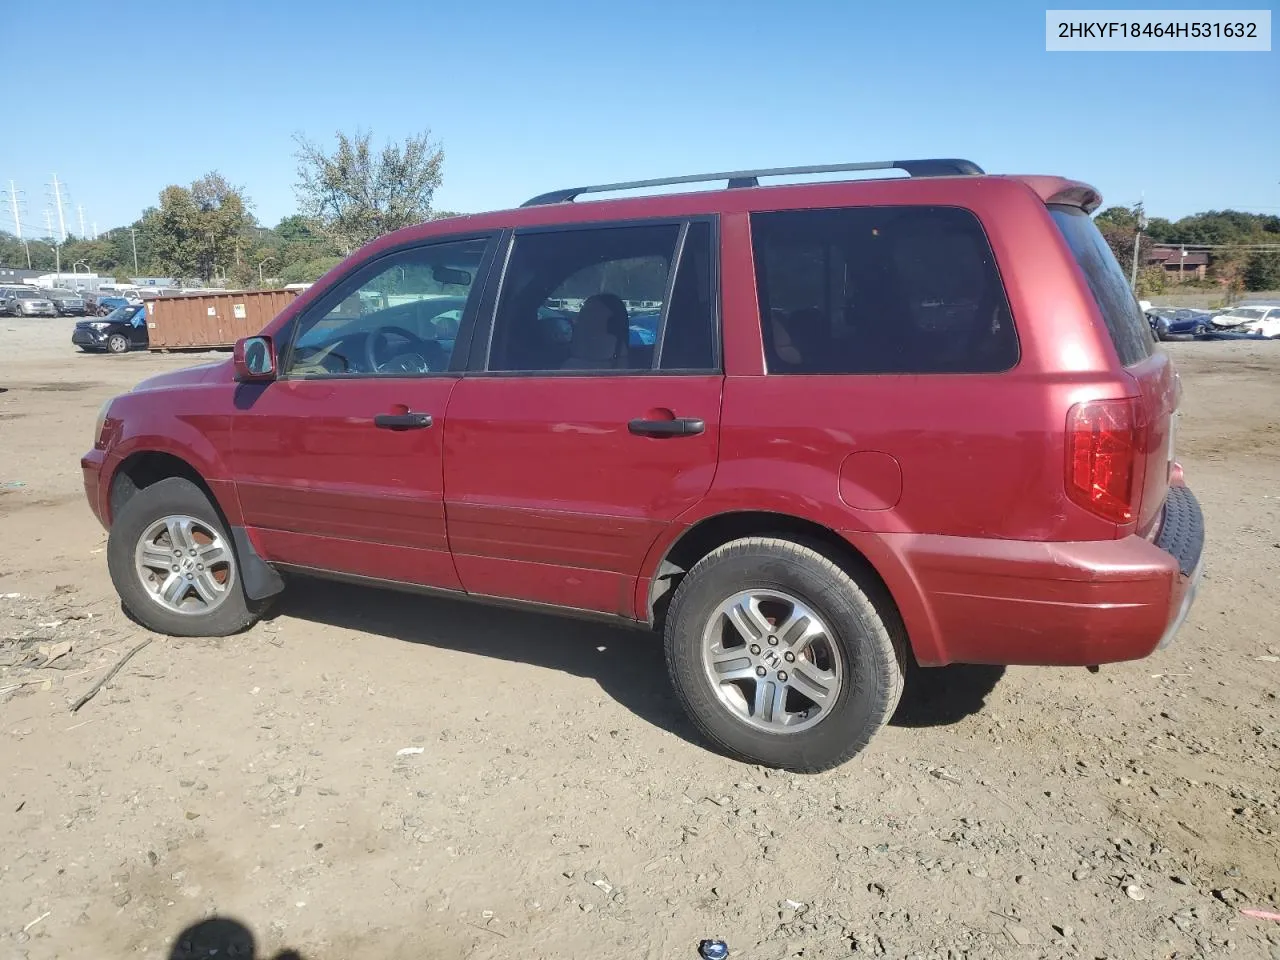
[5,0,1278,236]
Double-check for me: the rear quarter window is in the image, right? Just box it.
[1050,205,1154,366]
[751,205,1018,375]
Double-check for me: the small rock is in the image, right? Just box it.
[184,811,200,820]
[1054,924,1075,938]
[1125,884,1146,901]
[1007,925,1033,946]
[112,891,131,907]
[1073,867,1091,881]
[1015,874,1028,885]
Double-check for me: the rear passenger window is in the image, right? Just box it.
[488,221,717,373]
[1050,205,1154,366]
[752,206,1017,374]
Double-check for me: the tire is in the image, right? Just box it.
[106,333,130,354]
[107,477,262,637]
[664,536,905,772]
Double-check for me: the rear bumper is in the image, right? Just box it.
[850,482,1205,667]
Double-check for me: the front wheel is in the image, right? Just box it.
[107,477,263,637]
[664,537,905,772]
[106,333,130,354]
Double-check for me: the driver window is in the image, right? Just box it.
[283,238,487,378]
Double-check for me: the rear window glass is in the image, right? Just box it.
[751,206,1018,374]
[1050,205,1154,366]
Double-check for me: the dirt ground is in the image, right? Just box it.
[2,318,1278,960]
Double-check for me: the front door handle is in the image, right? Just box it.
[374,412,433,430]
[628,416,705,437]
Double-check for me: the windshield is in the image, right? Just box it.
[103,305,144,323]
[15,288,40,298]
[1223,308,1264,320]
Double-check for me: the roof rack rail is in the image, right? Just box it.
[521,158,984,207]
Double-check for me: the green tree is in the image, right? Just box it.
[1210,250,1247,302]
[143,173,254,281]
[1135,266,1167,297]
[1095,206,1139,231]
[1244,252,1280,291]
[293,129,444,250]
[280,256,343,285]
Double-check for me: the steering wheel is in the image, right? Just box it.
[363,325,445,374]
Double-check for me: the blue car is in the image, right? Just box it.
[1146,308,1214,340]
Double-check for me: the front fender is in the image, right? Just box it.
[100,389,241,526]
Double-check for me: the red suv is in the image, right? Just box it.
[82,159,1204,771]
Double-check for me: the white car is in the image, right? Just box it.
[1240,310,1280,338]
[1211,303,1280,330]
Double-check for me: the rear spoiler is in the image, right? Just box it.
[1045,183,1102,214]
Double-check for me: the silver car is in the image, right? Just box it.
[4,288,58,317]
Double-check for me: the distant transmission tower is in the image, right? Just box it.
[47,173,68,242]
[1,181,32,267]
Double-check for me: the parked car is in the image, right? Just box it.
[42,288,89,316]
[71,303,149,353]
[81,158,1204,771]
[94,295,133,316]
[1236,305,1280,338]
[1210,304,1280,328]
[1146,307,1215,339]
[4,287,58,317]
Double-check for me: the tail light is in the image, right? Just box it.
[1066,398,1141,524]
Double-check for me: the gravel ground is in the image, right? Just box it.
[2,318,1278,960]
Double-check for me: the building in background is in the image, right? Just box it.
[1147,246,1209,282]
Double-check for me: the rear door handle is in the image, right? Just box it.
[628,417,705,437]
[374,412,433,430]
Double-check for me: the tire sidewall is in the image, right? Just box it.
[107,477,256,637]
[666,542,901,771]
[107,334,129,354]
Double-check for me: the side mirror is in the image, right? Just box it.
[234,336,277,382]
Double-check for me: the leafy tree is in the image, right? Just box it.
[280,256,343,285]
[1210,250,1247,301]
[1095,206,1139,231]
[143,173,254,281]
[294,129,444,250]
[1244,252,1280,291]
[1135,266,1167,297]
[1098,223,1151,281]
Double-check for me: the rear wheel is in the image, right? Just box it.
[664,537,905,772]
[106,333,130,354]
[107,477,262,637]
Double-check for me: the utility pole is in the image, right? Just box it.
[77,204,87,239]
[49,174,68,243]
[1129,201,1147,292]
[129,228,139,273]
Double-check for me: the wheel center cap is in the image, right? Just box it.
[761,648,782,670]
[181,558,196,572]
